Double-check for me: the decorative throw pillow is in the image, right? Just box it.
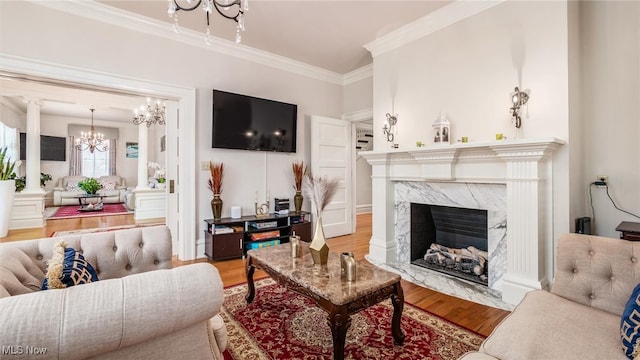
[101,181,116,191]
[41,241,99,290]
[621,283,640,359]
[66,180,80,191]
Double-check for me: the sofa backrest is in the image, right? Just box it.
[0,225,172,299]
[58,175,86,190]
[552,233,640,316]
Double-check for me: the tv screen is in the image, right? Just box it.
[19,133,66,161]
[212,90,297,153]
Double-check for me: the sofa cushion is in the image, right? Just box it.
[482,290,626,360]
[67,180,80,191]
[621,283,640,359]
[42,241,99,290]
[101,180,116,191]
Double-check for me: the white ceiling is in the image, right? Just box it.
[2,1,452,122]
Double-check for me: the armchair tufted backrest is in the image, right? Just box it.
[0,225,172,299]
[552,233,640,316]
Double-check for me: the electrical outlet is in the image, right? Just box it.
[596,175,608,186]
[201,161,209,171]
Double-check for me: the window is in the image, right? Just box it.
[0,121,18,161]
[80,140,111,178]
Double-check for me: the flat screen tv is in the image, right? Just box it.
[19,133,66,161]
[212,90,297,153]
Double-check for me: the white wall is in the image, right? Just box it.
[579,1,640,237]
[371,1,571,245]
[0,1,342,230]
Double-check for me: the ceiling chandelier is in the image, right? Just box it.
[133,98,166,127]
[75,108,108,153]
[167,0,248,45]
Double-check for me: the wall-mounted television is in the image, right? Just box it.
[212,90,297,153]
[19,133,66,161]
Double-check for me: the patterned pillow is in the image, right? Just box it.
[41,241,99,290]
[621,283,640,359]
[101,181,116,191]
[66,180,80,191]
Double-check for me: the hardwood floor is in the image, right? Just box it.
[1,212,509,337]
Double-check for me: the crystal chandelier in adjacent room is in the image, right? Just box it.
[75,108,108,153]
[133,98,166,127]
[167,0,248,45]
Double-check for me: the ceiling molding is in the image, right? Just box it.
[28,0,344,85]
[364,0,505,58]
[343,108,373,122]
[343,64,373,86]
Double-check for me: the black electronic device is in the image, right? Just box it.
[19,133,66,161]
[212,90,297,153]
[274,198,290,212]
[575,217,591,235]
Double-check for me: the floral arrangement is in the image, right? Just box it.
[303,173,340,217]
[291,160,307,192]
[0,147,19,181]
[78,178,102,194]
[148,161,166,183]
[208,161,224,195]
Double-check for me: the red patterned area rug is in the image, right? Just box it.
[221,278,484,360]
[47,204,132,220]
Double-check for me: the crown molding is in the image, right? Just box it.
[343,108,373,122]
[27,0,344,85]
[343,64,373,86]
[364,0,506,58]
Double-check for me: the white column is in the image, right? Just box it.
[492,142,560,305]
[362,152,397,263]
[136,124,149,189]
[23,98,44,193]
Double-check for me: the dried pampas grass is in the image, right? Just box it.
[303,173,340,216]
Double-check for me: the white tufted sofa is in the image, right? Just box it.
[0,225,227,360]
[461,233,640,360]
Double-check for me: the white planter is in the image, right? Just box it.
[157,183,166,190]
[0,180,16,238]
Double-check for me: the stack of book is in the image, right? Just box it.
[213,225,234,234]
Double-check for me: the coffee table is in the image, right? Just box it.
[74,194,106,212]
[245,243,404,360]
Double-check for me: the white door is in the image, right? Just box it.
[310,115,353,238]
[165,101,179,254]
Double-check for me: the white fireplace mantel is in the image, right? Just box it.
[361,137,565,305]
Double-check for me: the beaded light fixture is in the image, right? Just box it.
[167,0,248,45]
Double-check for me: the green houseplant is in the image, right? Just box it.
[13,173,52,192]
[0,147,18,237]
[78,178,102,195]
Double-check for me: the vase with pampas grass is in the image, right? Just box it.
[303,173,340,266]
[291,160,307,212]
[208,161,224,221]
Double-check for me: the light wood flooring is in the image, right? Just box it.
[1,212,509,337]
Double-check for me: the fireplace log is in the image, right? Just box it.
[424,243,487,276]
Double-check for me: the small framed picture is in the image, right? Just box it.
[160,135,166,152]
[126,142,139,158]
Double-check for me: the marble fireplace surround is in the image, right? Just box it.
[361,138,564,308]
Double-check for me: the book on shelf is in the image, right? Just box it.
[250,221,278,229]
[250,230,280,240]
[246,239,280,249]
[213,225,234,234]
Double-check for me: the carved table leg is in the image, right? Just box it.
[391,282,405,345]
[245,256,256,303]
[328,307,351,360]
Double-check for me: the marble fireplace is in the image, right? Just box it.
[361,138,564,309]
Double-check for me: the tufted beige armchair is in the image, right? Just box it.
[0,226,227,360]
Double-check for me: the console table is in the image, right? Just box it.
[203,211,311,260]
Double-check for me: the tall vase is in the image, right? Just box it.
[309,217,329,266]
[211,194,223,221]
[0,180,16,238]
[294,191,303,212]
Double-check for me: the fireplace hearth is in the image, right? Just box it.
[410,203,488,285]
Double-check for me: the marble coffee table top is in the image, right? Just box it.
[246,242,401,305]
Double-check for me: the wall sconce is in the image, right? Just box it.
[510,87,529,128]
[383,113,398,142]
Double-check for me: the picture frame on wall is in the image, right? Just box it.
[126,142,139,158]
[160,135,166,152]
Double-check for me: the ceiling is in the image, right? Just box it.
[2,1,452,122]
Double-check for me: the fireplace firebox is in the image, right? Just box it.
[410,203,488,285]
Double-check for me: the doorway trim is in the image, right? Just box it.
[0,54,197,260]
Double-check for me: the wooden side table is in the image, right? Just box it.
[615,221,640,241]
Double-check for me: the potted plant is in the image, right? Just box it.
[0,147,18,237]
[13,173,52,192]
[208,161,224,220]
[291,160,307,212]
[78,178,102,195]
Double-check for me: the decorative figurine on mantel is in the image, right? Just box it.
[432,112,450,144]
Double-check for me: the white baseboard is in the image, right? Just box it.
[356,204,372,214]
